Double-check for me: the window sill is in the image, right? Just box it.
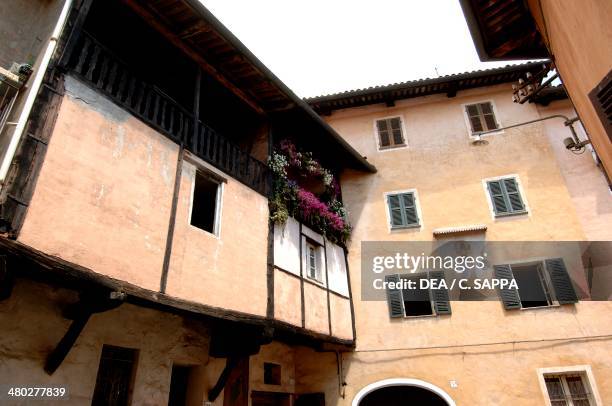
[494,210,528,218]
[390,224,421,231]
[377,144,408,152]
[520,303,561,311]
[305,275,326,287]
[188,224,220,240]
[402,313,437,319]
[470,129,504,138]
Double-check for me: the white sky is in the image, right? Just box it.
[200,0,526,98]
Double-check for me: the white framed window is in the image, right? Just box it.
[494,258,578,310]
[462,100,502,136]
[538,366,602,406]
[374,116,407,150]
[384,189,422,230]
[482,175,529,218]
[303,238,324,283]
[189,170,223,237]
[385,271,451,318]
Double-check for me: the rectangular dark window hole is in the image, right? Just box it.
[402,275,434,316]
[263,362,281,385]
[190,171,219,234]
[92,345,138,406]
[512,264,552,308]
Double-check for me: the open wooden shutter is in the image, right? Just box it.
[588,68,612,143]
[385,274,404,318]
[429,270,451,314]
[494,264,521,310]
[545,258,578,304]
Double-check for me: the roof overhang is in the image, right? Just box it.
[458,0,549,61]
[307,62,548,113]
[120,0,375,173]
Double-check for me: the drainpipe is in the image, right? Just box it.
[0,0,74,188]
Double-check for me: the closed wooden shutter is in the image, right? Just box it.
[387,192,419,228]
[494,264,521,310]
[466,102,498,133]
[466,104,483,132]
[376,119,391,147]
[376,117,405,148]
[387,194,404,227]
[588,68,612,143]
[487,177,525,216]
[545,258,578,304]
[385,274,404,318]
[502,178,525,212]
[429,270,451,314]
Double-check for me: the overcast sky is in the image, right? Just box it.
[200,0,525,98]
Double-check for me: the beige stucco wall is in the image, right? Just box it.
[294,85,612,405]
[536,99,612,241]
[165,157,269,316]
[527,0,612,181]
[19,76,178,291]
[0,279,219,406]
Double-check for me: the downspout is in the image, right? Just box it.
[0,0,74,188]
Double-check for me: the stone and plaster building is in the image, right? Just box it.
[0,0,610,405]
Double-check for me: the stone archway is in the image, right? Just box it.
[352,378,456,406]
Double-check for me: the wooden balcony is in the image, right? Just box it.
[65,32,269,196]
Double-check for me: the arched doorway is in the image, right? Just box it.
[352,379,456,406]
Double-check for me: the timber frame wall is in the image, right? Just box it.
[0,0,356,350]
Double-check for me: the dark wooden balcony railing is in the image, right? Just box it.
[66,32,269,195]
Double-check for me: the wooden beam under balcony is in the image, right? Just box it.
[120,0,265,115]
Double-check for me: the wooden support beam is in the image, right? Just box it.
[208,357,238,402]
[44,291,126,374]
[120,0,265,115]
[0,255,13,301]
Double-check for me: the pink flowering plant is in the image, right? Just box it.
[268,139,351,243]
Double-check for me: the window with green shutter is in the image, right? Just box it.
[465,101,499,134]
[486,177,526,216]
[494,258,578,310]
[376,117,406,149]
[385,271,451,318]
[387,191,420,228]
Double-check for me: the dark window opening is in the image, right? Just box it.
[168,364,191,406]
[263,363,281,386]
[190,171,219,234]
[512,264,553,308]
[402,275,434,317]
[92,345,138,406]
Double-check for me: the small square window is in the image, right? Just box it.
[544,373,594,406]
[264,362,281,385]
[376,117,406,149]
[190,171,221,234]
[465,102,499,134]
[386,191,420,229]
